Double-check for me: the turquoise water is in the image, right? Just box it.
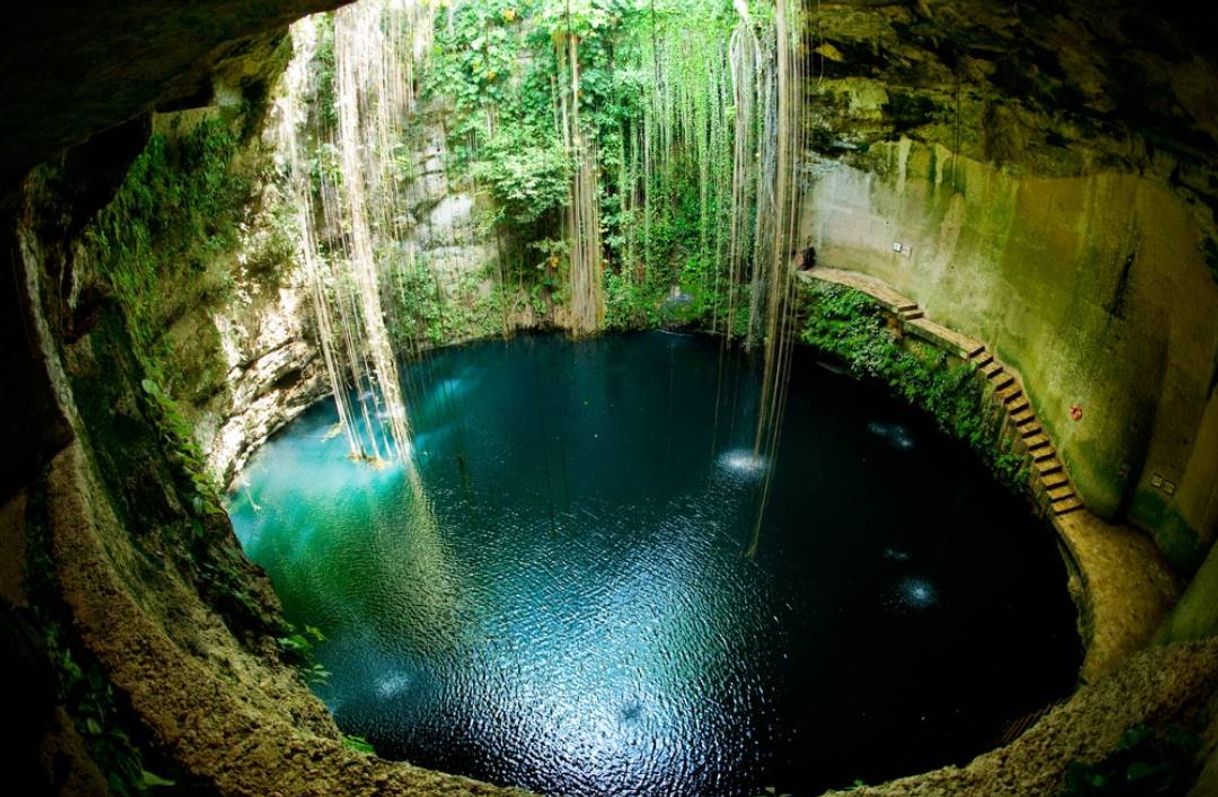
[228,332,1081,796]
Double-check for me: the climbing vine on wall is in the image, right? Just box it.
[291,0,794,338]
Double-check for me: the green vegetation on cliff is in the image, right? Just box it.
[799,282,1027,492]
[86,119,247,371]
[293,0,779,339]
[67,111,293,641]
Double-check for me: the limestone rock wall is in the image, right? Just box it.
[195,105,499,483]
[399,116,500,288]
[799,0,1218,572]
[802,141,1218,568]
[203,256,325,485]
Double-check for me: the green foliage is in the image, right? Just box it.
[412,0,744,331]
[388,253,506,346]
[47,627,177,794]
[1059,724,1202,796]
[294,1,796,337]
[140,377,221,515]
[800,283,1027,493]
[78,116,254,519]
[603,271,663,330]
[71,122,291,645]
[87,119,248,361]
[342,734,377,755]
[425,0,547,166]
[469,130,571,225]
[278,623,332,685]
[311,15,339,129]
[24,490,179,797]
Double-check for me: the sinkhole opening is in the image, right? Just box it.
[227,332,1082,797]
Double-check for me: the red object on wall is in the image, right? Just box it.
[1070,403,1083,422]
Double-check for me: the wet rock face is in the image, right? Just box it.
[0,1,353,190]
[198,107,499,484]
[804,0,1218,194]
[204,260,325,485]
[397,115,498,289]
[800,1,1218,569]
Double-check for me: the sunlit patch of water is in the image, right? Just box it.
[867,420,915,450]
[716,449,768,480]
[887,576,940,612]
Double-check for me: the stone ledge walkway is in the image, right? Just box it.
[797,266,1180,681]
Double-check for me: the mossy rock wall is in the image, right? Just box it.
[1160,541,1218,644]
[802,138,1218,571]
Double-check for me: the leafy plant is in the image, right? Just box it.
[800,283,1028,494]
[470,130,571,226]
[140,377,221,516]
[343,734,377,755]
[24,491,180,797]
[1059,724,1202,796]
[278,623,331,684]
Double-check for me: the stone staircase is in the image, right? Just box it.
[967,348,1083,516]
[799,268,1083,517]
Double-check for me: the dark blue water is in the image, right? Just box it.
[228,332,1081,796]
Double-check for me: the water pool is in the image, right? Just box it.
[228,332,1081,796]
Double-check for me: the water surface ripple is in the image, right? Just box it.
[229,333,1081,796]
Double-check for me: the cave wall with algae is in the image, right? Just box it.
[799,0,1218,575]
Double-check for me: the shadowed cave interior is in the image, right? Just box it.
[2,2,1218,796]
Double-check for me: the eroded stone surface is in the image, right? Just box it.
[1055,511,1181,682]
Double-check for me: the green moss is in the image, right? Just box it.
[23,481,183,796]
[70,304,285,647]
[69,309,188,532]
[799,283,1027,493]
[85,118,248,374]
[70,117,288,642]
[1129,490,1206,574]
[1156,541,1218,644]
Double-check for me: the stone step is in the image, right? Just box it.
[1006,396,1030,413]
[894,300,918,313]
[997,385,1024,404]
[1019,423,1043,438]
[972,352,993,368]
[1034,457,1063,475]
[1023,433,1050,449]
[990,372,1016,391]
[1047,485,1075,502]
[1011,408,1036,426]
[901,309,925,321]
[980,360,1004,378]
[906,318,986,358]
[1029,445,1056,463]
[1052,496,1084,515]
[1041,471,1070,489]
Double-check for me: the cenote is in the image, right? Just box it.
[228,332,1081,797]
